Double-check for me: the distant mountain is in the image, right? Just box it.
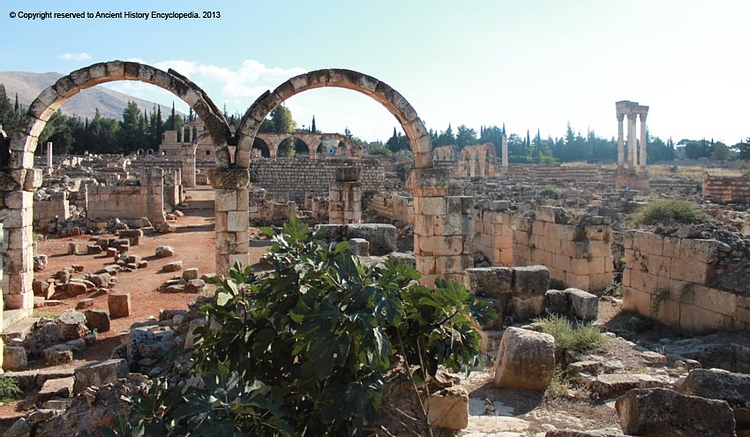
[0,71,180,121]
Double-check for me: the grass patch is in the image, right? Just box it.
[632,198,710,226]
[0,377,23,403]
[534,314,607,352]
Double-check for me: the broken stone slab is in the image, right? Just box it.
[66,282,87,297]
[615,387,735,437]
[185,279,206,294]
[86,244,102,255]
[43,345,74,365]
[40,398,75,410]
[67,242,79,255]
[507,295,545,321]
[589,373,671,399]
[75,298,94,310]
[567,288,599,321]
[27,409,63,424]
[33,280,56,299]
[33,254,48,272]
[494,326,555,391]
[386,252,415,268]
[37,376,75,404]
[426,385,469,430]
[156,223,177,233]
[24,320,63,357]
[155,245,176,257]
[679,368,750,427]
[162,260,183,272]
[73,358,129,395]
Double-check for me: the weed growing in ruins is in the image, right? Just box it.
[0,377,23,402]
[601,283,623,298]
[534,314,607,353]
[650,287,671,316]
[109,216,494,436]
[544,365,570,399]
[633,198,710,226]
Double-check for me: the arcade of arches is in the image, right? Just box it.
[0,62,473,323]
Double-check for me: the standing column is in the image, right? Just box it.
[211,168,250,276]
[639,113,648,170]
[46,142,53,173]
[616,113,625,168]
[627,113,637,169]
[501,134,509,174]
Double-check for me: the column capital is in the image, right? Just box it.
[616,113,625,121]
[209,167,250,189]
[639,113,648,122]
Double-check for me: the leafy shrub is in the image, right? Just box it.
[633,199,710,226]
[0,377,23,402]
[544,365,569,399]
[109,216,493,436]
[534,314,607,353]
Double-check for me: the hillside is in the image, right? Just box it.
[0,71,178,121]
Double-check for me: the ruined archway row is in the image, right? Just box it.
[4,61,470,319]
[254,132,357,159]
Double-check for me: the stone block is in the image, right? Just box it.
[494,327,555,391]
[622,287,651,316]
[84,309,111,333]
[544,289,569,315]
[33,280,55,299]
[464,267,514,298]
[347,238,370,256]
[679,303,730,333]
[37,376,75,403]
[3,346,27,371]
[426,386,469,430]
[567,288,599,321]
[507,295,545,321]
[108,293,131,319]
[73,358,129,395]
[162,260,183,272]
[155,245,175,257]
[44,345,74,365]
[615,388,735,437]
[182,268,199,281]
[56,311,90,341]
[513,265,550,295]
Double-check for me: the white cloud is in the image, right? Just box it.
[58,52,91,61]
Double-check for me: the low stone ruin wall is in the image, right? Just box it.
[703,173,750,204]
[512,206,614,292]
[250,157,385,204]
[366,193,414,225]
[473,202,515,266]
[34,192,70,222]
[622,230,750,332]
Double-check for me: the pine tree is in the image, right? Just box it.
[311,115,317,133]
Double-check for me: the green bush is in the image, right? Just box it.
[109,216,493,437]
[0,377,23,402]
[633,199,710,226]
[534,314,607,353]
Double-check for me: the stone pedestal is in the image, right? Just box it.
[615,168,650,191]
[329,166,362,224]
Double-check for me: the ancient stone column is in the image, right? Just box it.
[329,166,362,224]
[410,168,474,287]
[211,168,250,276]
[617,113,625,168]
[639,113,648,170]
[46,142,53,172]
[627,113,637,169]
[144,167,166,225]
[502,134,509,174]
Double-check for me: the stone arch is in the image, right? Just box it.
[235,69,432,168]
[2,60,231,311]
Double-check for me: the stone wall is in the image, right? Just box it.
[703,173,750,204]
[86,168,166,224]
[621,230,747,332]
[366,193,414,225]
[473,201,515,266]
[512,206,614,292]
[249,157,385,203]
[33,192,69,222]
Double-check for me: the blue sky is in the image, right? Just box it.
[3,0,749,144]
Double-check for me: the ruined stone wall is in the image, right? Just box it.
[33,192,69,222]
[506,165,604,182]
[366,193,414,225]
[622,230,749,332]
[86,185,153,221]
[512,206,614,292]
[473,202,515,266]
[702,174,750,204]
[250,158,385,203]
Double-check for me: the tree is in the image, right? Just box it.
[433,124,455,147]
[311,115,317,133]
[455,124,478,149]
[712,142,730,161]
[37,110,74,155]
[385,127,409,154]
[118,101,149,153]
[734,140,750,161]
